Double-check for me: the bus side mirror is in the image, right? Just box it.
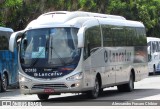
[9,31,24,52]
[77,27,85,48]
[148,46,151,54]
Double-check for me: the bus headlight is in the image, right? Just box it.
[19,75,32,82]
[66,72,83,81]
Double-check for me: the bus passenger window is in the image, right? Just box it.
[137,28,147,46]
[84,26,101,59]
[126,27,134,46]
[0,36,9,50]
[112,27,126,46]
[102,25,113,47]
[152,42,157,53]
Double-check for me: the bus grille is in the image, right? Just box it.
[32,84,68,89]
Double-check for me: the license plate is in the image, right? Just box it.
[44,88,54,93]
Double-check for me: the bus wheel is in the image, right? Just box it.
[87,77,100,99]
[1,74,7,92]
[0,78,2,92]
[37,94,49,100]
[127,73,134,91]
[153,65,156,75]
[117,73,134,92]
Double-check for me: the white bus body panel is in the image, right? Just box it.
[13,11,148,94]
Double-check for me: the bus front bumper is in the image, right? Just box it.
[19,79,85,95]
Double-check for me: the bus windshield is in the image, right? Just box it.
[20,27,81,68]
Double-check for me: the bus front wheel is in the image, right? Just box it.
[37,94,49,100]
[1,74,7,92]
[87,77,100,99]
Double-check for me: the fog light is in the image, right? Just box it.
[71,83,80,87]
[21,85,28,89]
[75,83,80,87]
[21,77,25,82]
[21,85,24,88]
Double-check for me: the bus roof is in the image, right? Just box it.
[25,11,144,30]
[0,27,14,32]
[147,37,160,42]
[38,11,126,20]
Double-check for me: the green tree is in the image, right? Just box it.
[108,0,160,37]
[0,0,160,37]
[0,0,23,30]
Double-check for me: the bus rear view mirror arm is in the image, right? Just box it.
[9,30,24,52]
[77,27,86,48]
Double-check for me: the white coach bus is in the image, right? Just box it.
[147,37,160,74]
[9,11,148,100]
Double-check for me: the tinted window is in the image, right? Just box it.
[102,25,113,46]
[112,27,126,46]
[0,31,11,50]
[84,26,101,59]
[125,27,135,46]
[0,36,9,50]
[152,41,157,53]
[102,25,126,46]
[136,28,147,46]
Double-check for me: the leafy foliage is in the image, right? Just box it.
[0,0,160,37]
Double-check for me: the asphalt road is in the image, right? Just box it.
[1,75,160,108]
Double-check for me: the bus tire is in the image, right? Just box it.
[0,78,2,92]
[37,94,49,100]
[117,73,134,92]
[153,65,156,75]
[126,73,134,92]
[87,77,100,99]
[99,88,103,95]
[1,74,8,92]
